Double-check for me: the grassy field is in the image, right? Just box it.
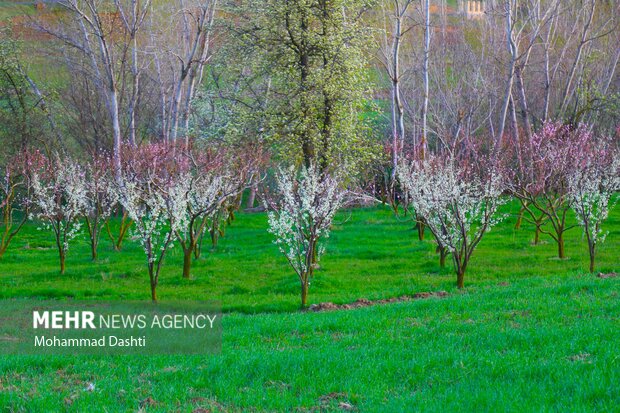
[0,203,619,411]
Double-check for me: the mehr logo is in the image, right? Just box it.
[33,311,97,329]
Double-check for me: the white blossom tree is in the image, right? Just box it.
[117,144,190,301]
[29,154,88,274]
[83,154,118,261]
[176,153,243,279]
[267,165,346,308]
[398,156,506,288]
[568,145,620,273]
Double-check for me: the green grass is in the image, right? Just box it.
[1,203,618,312]
[0,203,619,411]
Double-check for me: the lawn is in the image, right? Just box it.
[0,202,618,411]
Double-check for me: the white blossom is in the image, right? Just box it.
[30,158,88,254]
[398,156,506,286]
[567,150,620,271]
[267,165,346,287]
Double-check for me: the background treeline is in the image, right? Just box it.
[0,0,618,166]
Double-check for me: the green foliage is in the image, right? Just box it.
[0,34,49,157]
[212,0,380,172]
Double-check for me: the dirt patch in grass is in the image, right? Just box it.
[597,272,617,279]
[306,291,449,312]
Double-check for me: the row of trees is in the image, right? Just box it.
[2,143,261,300]
[1,122,618,305]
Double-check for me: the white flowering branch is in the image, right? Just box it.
[116,144,190,301]
[176,168,243,279]
[83,154,119,261]
[267,165,346,308]
[29,155,88,274]
[568,148,620,273]
[398,156,506,288]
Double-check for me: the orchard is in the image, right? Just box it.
[0,0,619,411]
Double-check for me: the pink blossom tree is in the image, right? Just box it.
[117,144,190,302]
[267,165,346,308]
[567,140,620,273]
[398,155,506,289]
[28,153,88,274]
[507,122,593,258]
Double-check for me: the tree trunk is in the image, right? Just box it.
[417,220,425,241]
[246,185,257,209]
[90,239,98,262]
[301,281,309,308]
[59,249,66,275]
[534,225,541,245]
[420,0,430,158]
[116,215,132,251]
[55,229,65,274]
[515,205,525,230]
[497,0,516,142]
[457,269,465,289]
[149,267,157,302]
[194,231,204,259]
[439,246,448,268]
[210,226,219,249]
[183,247,192,279]
[514,65,532,139]
[589,248,595,273]
[557,233,565,259]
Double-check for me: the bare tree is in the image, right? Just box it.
[378,0,415,182]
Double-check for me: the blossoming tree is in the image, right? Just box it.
[567,141,620,273]
[0,155,30,258]
[83,153,118,261]
[175,148,245,279]
[117,144,190,301]
[267,165,346,308]
[28,153,88,274]
[398,155,505,289]
[507,122,592,258]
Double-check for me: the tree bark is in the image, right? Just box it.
[149,263,157,302]
[515,204,525,230]
[417,220,425,241]
[514,65,532,139]
[457,269,465,289]
[439,246,448,268]
[183,247,193,279]
[497,0,516,143]
[420,0,431,158]
[246,185,257,209]
[90,238,98,262]
[301,281,309,308]
[59,249,66,275]
[589,246,595,273]
[557,233,565,259]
